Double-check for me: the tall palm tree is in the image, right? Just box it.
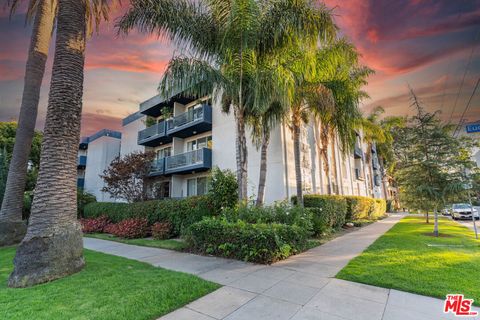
[0,0,117,246]
[8,0,119,288]
[283,39,371,204]
[0,0,57,247]
[247,100,285,206]
[118,0,335,200]
[316,40,372,197]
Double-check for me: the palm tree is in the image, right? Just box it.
[8,0,119,288]
[0,0,117,246]
[247,100,285,206]
[118,0,335,200]
[284,39,371,204]
[318,41,372,197]
[0,0,57,247]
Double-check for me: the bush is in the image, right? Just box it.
[372,199,387,219]
[344,196,375,221]
[22,191,33,221]
[80,216,110,233]
[187,218,309,264]
[109,218,149,239]
[151,222,172,240]
[208,167,238,211]
[77,190,96,218]
[223,202,313,234]
[306,206,346,236]
[83,196,216,236]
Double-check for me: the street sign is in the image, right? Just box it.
[466,123,480,133]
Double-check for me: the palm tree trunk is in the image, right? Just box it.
[366,144,374,197]
[292,121,303,206]
[331,134,340,194]
[9,0,86,288]
[256,131,269,206]
[234,108,248,201]
[0,0,56,247]
[320,125,331,194]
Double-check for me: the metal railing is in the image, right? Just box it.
[150,158,165,174]
[138,121,166,142]
[354,144,363,159]
[167,105,208,131]
[165,148,206,171]
[78,155,87,167]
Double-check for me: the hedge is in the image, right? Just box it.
[301,195,348,236]
[344,196,375,221]
[187,218,309,264]
[83,196,216,236]
[372,199,387,219]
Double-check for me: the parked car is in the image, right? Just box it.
[441,206,451,216]
[450,203,479,220]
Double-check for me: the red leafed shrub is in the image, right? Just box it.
[151,222,172,240]
[109,218,149,239]
[103,223,119,235]
[80,216,110,233]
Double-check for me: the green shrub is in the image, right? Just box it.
[83,196,216,236]
[223,202,313,234]
[187,218,309,264]
[208,167,238,211]
[306,206,346,236]
[372,199,387,219]
[77,190,97,218]
[22,191,33,221]
[344,196,375,221]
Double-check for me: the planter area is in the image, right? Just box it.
[81,195,386,264]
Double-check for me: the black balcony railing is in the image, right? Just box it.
[138,121,172,146]
[164,148,212,175]
[167,104,212,138]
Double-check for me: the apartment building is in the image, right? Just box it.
[77,129,122,201]
[458,120,480,167]
[133,90,386,203]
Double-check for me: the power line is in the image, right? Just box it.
[453,77,480,137]
[447,29,480,123]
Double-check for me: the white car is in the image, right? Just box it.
[450,203,479,220]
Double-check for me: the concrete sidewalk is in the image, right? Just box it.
[84,214,479,320]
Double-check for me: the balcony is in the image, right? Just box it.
[77,178,85,189]
[354,144,363,159]
[77,155,87,168]
[140,93,197,117]
[164,148,212,175]
[167,104,212,138]
[149,158,165,176]
[372,157,380,170]
[138,121,172,147]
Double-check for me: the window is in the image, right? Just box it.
[187,103,204,121]
[187,136,212,151]
[187,177,209,196]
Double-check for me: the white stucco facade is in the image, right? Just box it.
[120,112,146,157]
[83,130,121,202]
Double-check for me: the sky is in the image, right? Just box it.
[0,0,479,137]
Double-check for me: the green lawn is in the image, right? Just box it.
[0,247,219,320]
[86,233,189,251]
[337,216,480,304]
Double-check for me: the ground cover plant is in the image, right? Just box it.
[0,247,218,319]
[337,216,480,305]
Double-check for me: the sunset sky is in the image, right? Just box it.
[0,0,479,136]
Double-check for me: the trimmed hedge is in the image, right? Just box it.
[344,196,375,221]
[372,199,387,219]
[83,196,216,236]
[187,218,309,264]
[223,203,313,235]
[302,195,347,235]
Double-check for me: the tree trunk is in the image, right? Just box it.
[0,0,56,247]
[433,208,438,236]
[366,143,375,197]
[9,0,86,288]
[331,134,340,194]
[293,122,303,206]
[256,132,269,206]
[319,125,332,194]
[425,211,429,224]
[234,108,248,201]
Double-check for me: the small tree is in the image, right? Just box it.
[101,151,155,203]
[208,167,238,212]
[394,89,477,236]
